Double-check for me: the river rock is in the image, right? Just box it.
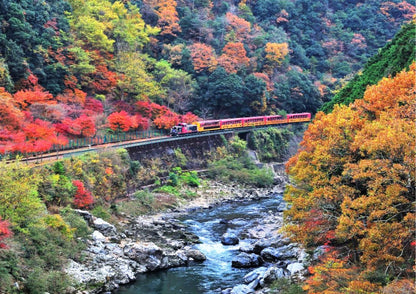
[92,217,117,237]
[243,267,268,283]
[123,242,164,271]
[287,262,305,276]
[260,246,297,262]
[232,253,263,268]
[221,233,239,245]
[259,266,286,287]
[239,243,254,253]
[186,249,206,261]
[92,230,107,243]
[260,247,281,262]
[253,239,278,254]
[230,284,255,294]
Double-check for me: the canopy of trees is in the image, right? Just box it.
[284,63,415,293]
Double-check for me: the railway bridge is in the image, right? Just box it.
[20,123,303,164]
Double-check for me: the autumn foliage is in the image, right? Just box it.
[189,43,218,73]
[0,217,12,249]
[107,111,136,132]
[72,180,94,209]
[284,63,416,293]
[217,42,250,73]
[153,111,180,130]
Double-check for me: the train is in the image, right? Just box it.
[170,113,311,136]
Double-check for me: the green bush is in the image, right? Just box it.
[0,250,20,293]
[174,148,188,167]
[38,173,75,207]
[155,185,180,197]
[180,171,200,187]
[248,128,293,162]
[52,161,66,175]
[134,190,155,205]
[61,208,92,239]
[269,278,306,294]
[207,156,274,187]
[25,268,72,294]
[91,205,112,221]
[0,160,44,231]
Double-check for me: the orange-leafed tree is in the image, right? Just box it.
[284,63,416,292]
[218,42,250,74]
[107,111,136,132]
[55,116,94,138]
[18,119,67,153]
[225,12,251,41]
[189,43,218,73]
[14,73,56,109]
[136,101,169,119]
[133,115,150,131]
[56,88,87,105]
[72,180,94,209]
[153,111,179,130]
[253,72,273,91]
[144,0,181,36]
[180,112,199,124]
[14,86,55,110]
[380,1,415,23]
[0,88,23,130]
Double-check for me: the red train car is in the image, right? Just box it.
[170,113,311,135]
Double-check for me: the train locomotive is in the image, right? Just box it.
[170,113,311,136]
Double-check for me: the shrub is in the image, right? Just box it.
[91,205,111,221]
[43,214,75,240]
[0,217,12,248]
[0,160,44,231]
[134,190,155,206]
[247,128,293,162]
[155,185,180,197]
[269,277,305,294]
[61,208,91,239]
[72,180,94,209]
[180,171,200,187]
[0,249,19,293]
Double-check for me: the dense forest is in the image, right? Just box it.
[0,0,414,154]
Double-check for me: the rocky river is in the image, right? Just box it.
[65,168,312,294]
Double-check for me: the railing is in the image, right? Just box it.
[52,129,168,152]
[2,129,168,161]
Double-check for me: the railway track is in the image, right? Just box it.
[10,121,307,165]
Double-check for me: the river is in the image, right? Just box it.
[115,194,285,294]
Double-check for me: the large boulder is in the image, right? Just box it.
[287,262,305,276]
[259,266,286,287]
[123,242,164,271]
[243,267,268,283]
[186,249,206,261]
[221,233,239,245]
[231,253,263,268]
[260,246,297,262]
[92,217,117,237]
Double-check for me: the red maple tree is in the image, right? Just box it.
[0,217,12,249]
[72,180,94,209]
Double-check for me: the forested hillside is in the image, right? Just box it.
[0,0,414,154]
[321,21,415,113]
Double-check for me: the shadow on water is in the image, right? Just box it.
[115,195,283,294]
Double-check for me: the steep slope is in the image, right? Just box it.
[321,21,415,113]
